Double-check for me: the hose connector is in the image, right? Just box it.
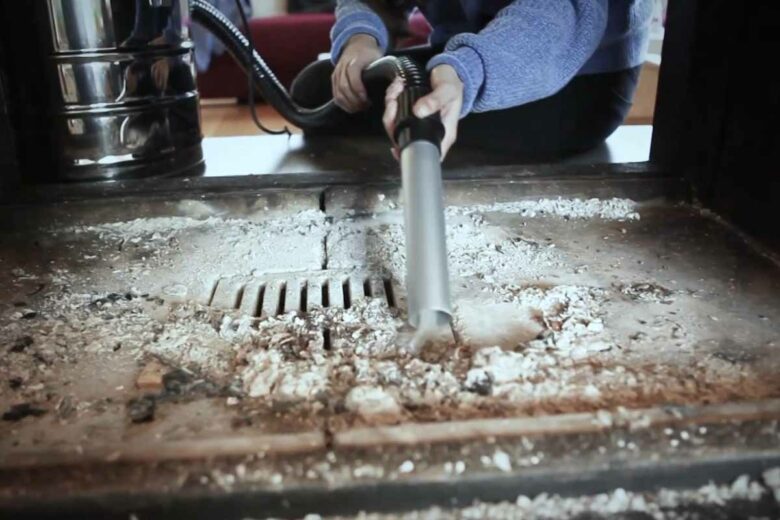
[362,56,445,153]
[394,86,445,152]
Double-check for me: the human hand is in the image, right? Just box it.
[332,34,383,113]
[382,64,463,160]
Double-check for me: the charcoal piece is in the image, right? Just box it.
[127,395,156,423]
[2,403,46,421]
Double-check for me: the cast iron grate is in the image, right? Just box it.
[206,273,398,317]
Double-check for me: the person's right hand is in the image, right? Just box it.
[332,34,383,113]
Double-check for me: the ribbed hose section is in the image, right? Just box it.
[190,0,340,129]
[361,56,426,93]
[190,0,425,130]
[396,57,426,87]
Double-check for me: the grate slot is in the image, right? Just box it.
[256,284,266,317]
[239,280,264,316]
[343,279,352,309]
[383,278,396,308]
[277,282,287,315]
[234,285,245,309]
[300,282,308,312]
[321,280,330,308]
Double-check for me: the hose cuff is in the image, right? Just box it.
[394,86,445,152]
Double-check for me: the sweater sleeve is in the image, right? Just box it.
[330,0,390,64]
[427,0,608,116]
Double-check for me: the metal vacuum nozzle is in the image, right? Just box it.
[401,140,453,349]
[362,57,454,350]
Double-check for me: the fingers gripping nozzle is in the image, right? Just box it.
[362,59,453,347]
[361,57,445,152]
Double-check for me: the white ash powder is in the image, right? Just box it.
[328,211,560,284]
[12,197,760,419]
[446,197,640,221]
[64,210,327,241]
[327,472,771,519]
[345,386,401,419]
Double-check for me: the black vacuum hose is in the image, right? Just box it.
[190,0,339,128]
[189,0,442,144]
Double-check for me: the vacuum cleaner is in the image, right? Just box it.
[0,0,205,183]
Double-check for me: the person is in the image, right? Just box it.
[291,0,653,160]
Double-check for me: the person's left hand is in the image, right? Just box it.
[382,64,463,161]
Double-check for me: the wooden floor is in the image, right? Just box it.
[200,63,659,137]
[200,100,301,137]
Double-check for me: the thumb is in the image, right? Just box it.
[413,92,444,119]
[383,98,399,142]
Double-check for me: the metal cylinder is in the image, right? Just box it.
[0,0,203,182]
[400,140,452,335]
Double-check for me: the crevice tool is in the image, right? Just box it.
[362,57,454,350]
[401,140,453,350]
[390,67,453,350]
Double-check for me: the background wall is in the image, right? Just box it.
[250,0,286,17]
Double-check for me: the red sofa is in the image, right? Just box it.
[197,12,431,99]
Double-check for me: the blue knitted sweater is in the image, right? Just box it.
[331,0,652,116]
